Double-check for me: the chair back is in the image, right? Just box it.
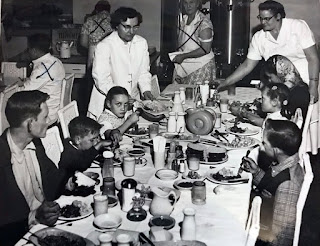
[1,62,27,85]
[58,100,79,139]
[41,126,64,168]
[150,75,160,99]
[0,84,19,134]
[293,153,313,246]
[60,73,75,109]
[245,196,262,246]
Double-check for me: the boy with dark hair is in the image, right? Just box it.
[19,33,65,123]
[242,119,304,246]
[59,116,111,179]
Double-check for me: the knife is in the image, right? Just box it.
[225,178,249,183]
[214,130,230,143]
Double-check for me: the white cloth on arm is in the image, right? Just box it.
[7,130,44,227]
[88,31,152,119]
[247,18,316,84]
[22,53,65,122]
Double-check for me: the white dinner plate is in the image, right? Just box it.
[155,169,179,181]
[57,196,93,221]
[226,126,259,136]
[216,137,260,150]
[206,169,249,185]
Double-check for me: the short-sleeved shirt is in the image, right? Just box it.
[247,18,316,84]
[80,10,112,46]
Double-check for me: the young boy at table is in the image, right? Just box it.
[59,116,111,180]
[241,119,304,246]
[98,86,140,146]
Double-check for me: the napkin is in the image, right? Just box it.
[153,136,166,153]
[75,172,96,187]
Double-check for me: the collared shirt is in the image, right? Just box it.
[261,111,288,132]
[253,153,304,246]
[22,53,66,122]
[88,31,152,118]
[7,130,44,227]
[247,18,315,83]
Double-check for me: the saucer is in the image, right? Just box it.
[93,214,122,229]
[155,169,178,181]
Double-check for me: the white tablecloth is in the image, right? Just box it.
[16,88,262,246]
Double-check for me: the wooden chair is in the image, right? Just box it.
[150,74,161,99]
[245,196,262,246]
[60,73,75,109]
[41,126,64,168]
[58,100,79,139]
[1,62,27,86]
[0,84,19,134]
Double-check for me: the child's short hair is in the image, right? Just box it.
[69,116,101,141]
[105,86,129,107]
[265,119,302,156]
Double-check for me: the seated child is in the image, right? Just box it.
[98,86,139,146]
[230,83,290,129]
[241,119,304,246]
[59,116,111,179]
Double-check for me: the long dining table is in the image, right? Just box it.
[16,87,262,246]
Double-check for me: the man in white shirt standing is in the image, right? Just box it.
[88,7,154,119]
[20,34,66,123]
[0,91,65,246]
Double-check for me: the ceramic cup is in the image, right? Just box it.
[123,156,135,177]
[220,98,229,113]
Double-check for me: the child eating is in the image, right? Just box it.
[98,86,140,146]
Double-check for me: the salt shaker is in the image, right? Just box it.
[181,208,196,240]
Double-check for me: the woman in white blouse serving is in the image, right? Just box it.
[217,0,319,103]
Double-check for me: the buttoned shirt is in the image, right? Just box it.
[247,18,315,84]
[22,53,65,122]
[7,130,44,227]
[88,31,152,119]
[253,153,304,246]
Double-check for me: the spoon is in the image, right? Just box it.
[238,149,251,175]
[214,130,230,143]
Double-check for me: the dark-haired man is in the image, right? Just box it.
[242,119,304,246]
[20,33,65,123]
[88,7,154,119]
[0,91,65,246]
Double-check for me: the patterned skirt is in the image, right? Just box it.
[174,58,216,85]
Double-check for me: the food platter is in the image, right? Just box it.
[56,197,93,221]
[216,136,260,150]
[206,168,249,185]
[226,126,259,136]
[29,227,95,246]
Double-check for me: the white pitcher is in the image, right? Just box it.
[56,41,73,59]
